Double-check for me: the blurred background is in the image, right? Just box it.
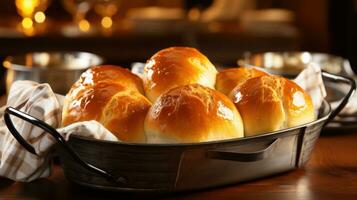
[0,0,356,95]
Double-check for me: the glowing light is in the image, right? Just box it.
[34,11,46,23]
[188,8,200,21]
[3,61,11,68]
[301,52,312,64]
[101,16,113,29]
[25,28,35,36]
[16,0,40,17]
[22,17,33,29]
[78,19,90,32]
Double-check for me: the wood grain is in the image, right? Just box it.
[1,97,357,200]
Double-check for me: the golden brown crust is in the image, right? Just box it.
[143,47,217,102]
[75,65,145,94]
[283,79,315,128]
[145,84,244,143]
[230,75,315,136]
[62,65,151,142]
[216,67,268,95]
[100,90,151,142]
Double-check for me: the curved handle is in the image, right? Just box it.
[207,138,280,162]
[322,71,356,125]
[3,107,127,184]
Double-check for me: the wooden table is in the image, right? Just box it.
[1,96,357,200]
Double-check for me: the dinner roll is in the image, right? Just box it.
[73,65,145,93]
[145,84,244,143]
[229,75,315,136]
[143,47,217,102]
[216,67,268,96]
[62,65,151,142]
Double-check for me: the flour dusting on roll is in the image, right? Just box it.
[143,47,217,102]
[145,84,244,143]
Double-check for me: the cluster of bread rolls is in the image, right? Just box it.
[62,47,315,143]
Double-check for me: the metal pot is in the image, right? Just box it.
[238,52,355,78]
[3,52,103,94]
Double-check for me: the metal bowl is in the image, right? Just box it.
[238,52,355,78]
[3,52,103,94]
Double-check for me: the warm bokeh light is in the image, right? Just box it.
[21,17,35,36]
[188,8,201,21]
[95,2,118,17]
[3,61,11,68]
[34,11,46,23]
[78,19,90,32]
[101,16,113,29]
[22,17,33,29]
[23,26,35,36]
[16,0,40,17]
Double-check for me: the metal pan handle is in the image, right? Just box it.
[207,138,280,162]
[322,71,356,125]
[3,107,127,184]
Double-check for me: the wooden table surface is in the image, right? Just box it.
[1,95,357,200]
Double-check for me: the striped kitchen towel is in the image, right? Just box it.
[0,81,117,182]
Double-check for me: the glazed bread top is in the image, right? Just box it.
[143,47,217,102]
[216,67,268,96]
[145,84,244,143]
[62,65,151,142]
[229,75,315,136]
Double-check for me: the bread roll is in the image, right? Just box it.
[145,84,244,143]
[229,75,315,136]
[216,67,268,95]
[73,65,145,93]
[62,65,151,142]
[143,47,217,102]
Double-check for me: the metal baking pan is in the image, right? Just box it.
[3,72,356,193]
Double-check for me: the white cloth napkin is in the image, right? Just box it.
[294,64,327,110]
[0,65,327,182]
[0,81,118,182]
